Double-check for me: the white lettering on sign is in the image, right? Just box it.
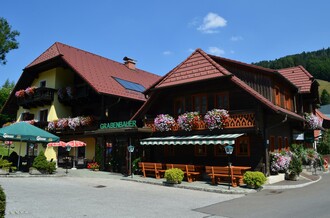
[3,133,14,139]
[36,136,47,141]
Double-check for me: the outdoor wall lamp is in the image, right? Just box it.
[224,144,234,190]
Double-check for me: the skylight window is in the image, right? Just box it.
[114,77,145,93]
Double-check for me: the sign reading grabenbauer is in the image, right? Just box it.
[99,120,137,129]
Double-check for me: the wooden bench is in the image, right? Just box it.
[205,166,236,186]
[138,162,165,179]
[205,166,251,187]
[166,164,201,182]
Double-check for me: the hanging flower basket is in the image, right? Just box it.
[177,112,201,131]
[154,114,176,132]
[304,113,321,130]
[203,109,229,130]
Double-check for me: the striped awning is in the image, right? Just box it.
[140,134,244,146]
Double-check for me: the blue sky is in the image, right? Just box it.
[1,0,330,83]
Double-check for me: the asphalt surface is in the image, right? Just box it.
[0,167,323,218]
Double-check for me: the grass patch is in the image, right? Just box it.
[317,79,330,94]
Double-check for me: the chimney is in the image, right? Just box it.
[123,56,136,70]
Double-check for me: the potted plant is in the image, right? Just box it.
[204,109,229,130]
[177,111,201,131]
[286,154,302,181]
[154,114,176,132]
[164,168,184,184]
[87,162,100,171]
[270,151,291,174]
[243,171,267,189]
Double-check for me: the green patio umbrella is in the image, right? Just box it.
[0,122,59,169]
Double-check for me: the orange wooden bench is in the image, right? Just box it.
[205,166,236,186]
[138,162,165,179]
[165,164,201,182]
[205,166,251,187]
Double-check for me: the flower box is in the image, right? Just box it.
[154,114,176,132]
[204,109,229,130]
[177,112,201,131]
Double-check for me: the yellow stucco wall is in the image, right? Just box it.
[16,67,74,122]
[12,67,97,165]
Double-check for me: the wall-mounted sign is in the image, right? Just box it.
[100,120,137,129]
[304,131,314,143]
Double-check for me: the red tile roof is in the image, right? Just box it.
[277,66,313,93]
[26,42,161,101]
[153,49,231,89]
[134,48,304,121]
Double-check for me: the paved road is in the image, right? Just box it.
[1,174,243,218]
[196,172,330,218]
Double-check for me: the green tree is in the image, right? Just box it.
[0,17,20,65]
[317,129,330,155]
[321,89,330,105]
[0,79,15,126]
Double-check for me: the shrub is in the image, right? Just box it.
[287,154,302,179]
[164,168,184,184]
[290,143,306,160]
[243,171,267,188]
[0,157,16,172]
[32,151,56,174]
[0,185,5,218]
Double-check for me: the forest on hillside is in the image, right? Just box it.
[253,47,330,82]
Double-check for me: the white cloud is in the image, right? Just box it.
[188,48,195,53]
[207,47,225,56]
[197,12,227,34]
[162,51,172,55]
[230,36,243,41]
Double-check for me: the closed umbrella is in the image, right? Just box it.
[66,140,86,169]
[47,141,66,147]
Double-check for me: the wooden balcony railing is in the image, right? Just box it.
[144,111,255,132]
[17,87,55,109]
[58,84,91,105]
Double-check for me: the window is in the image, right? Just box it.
[192,94,208,114]
[174,98,185,117]
[77,147,86,158]
[278,136,283,151]
[194,145,207,156]
[39,109,48,122]
[113,77,145,92]
[215,92,229,109]
[164,145,175,157]
[236,136,250,156]
[40,80,46,87]
[22,112,34,121]
[27,143,38,156]
[284,92,292,110]
[274,86,281,106]
[284,137,289,150]
[214,144,226,156]
[269,136,275,152]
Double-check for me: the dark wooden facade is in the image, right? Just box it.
[133,49,319,175]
